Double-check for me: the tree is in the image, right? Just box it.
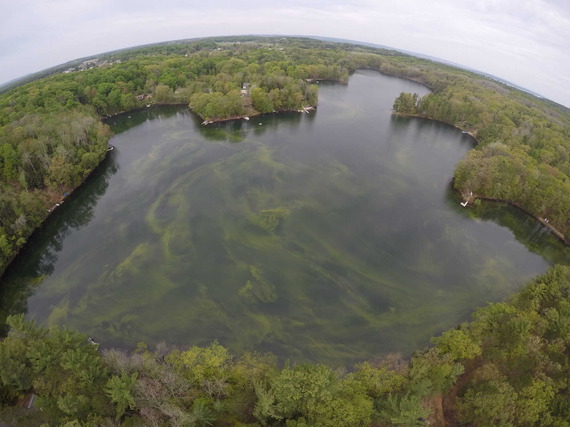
[0,143,19,181]
[251,87,274,113]
[166,341,232,385]
[105,373,138,419]
[377,393,429,426]
[155,84,174,103]
[456,365,517,425]
[254,364,373,426]
[46,154,73,189]
[0,315,114,423]
[432,328,481,361]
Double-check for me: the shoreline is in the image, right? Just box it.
[392,111,478,140]
[1,86,565,280]
[0,102,318,279]
[198,105,316,125]
[395,111,568,246]
[472,196,570,247]
[0,146,115,280]
[101,102,189,121]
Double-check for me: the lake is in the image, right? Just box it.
[1,70,568,365]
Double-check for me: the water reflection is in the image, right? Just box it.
[463,198,569,265]
[0,154,118,334]
[186,110,314,143]
[106,105,189,134]
[199,120,249,143]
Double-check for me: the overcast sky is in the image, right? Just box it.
[1,0,569,107]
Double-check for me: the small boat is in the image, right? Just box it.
[244,116,249,120]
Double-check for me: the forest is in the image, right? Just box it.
[0,36,569,425]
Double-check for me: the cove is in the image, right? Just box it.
[1,70,568,365]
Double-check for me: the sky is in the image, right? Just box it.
[1,0,569,107]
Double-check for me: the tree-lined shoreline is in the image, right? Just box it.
[1,265,569,425]
[390,77,569,241]
[394,110,569,246]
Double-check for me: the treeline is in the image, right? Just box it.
[0,265,568,425]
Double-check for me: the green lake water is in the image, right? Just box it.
[1,70,568,365]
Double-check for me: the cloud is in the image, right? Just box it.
[0,0,569,106]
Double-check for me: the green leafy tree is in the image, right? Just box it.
[251,87,274,113]
[392,92,419,114]
[377,393,429,426]
[456,364,517,425]
[105,372,138,419]
[0,315,114,423]
[0,143,19,180]
[166,341,232,385]
[432,328,482,360]
[254,364,373,426]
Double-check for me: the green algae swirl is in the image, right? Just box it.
[2,71,568,365]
